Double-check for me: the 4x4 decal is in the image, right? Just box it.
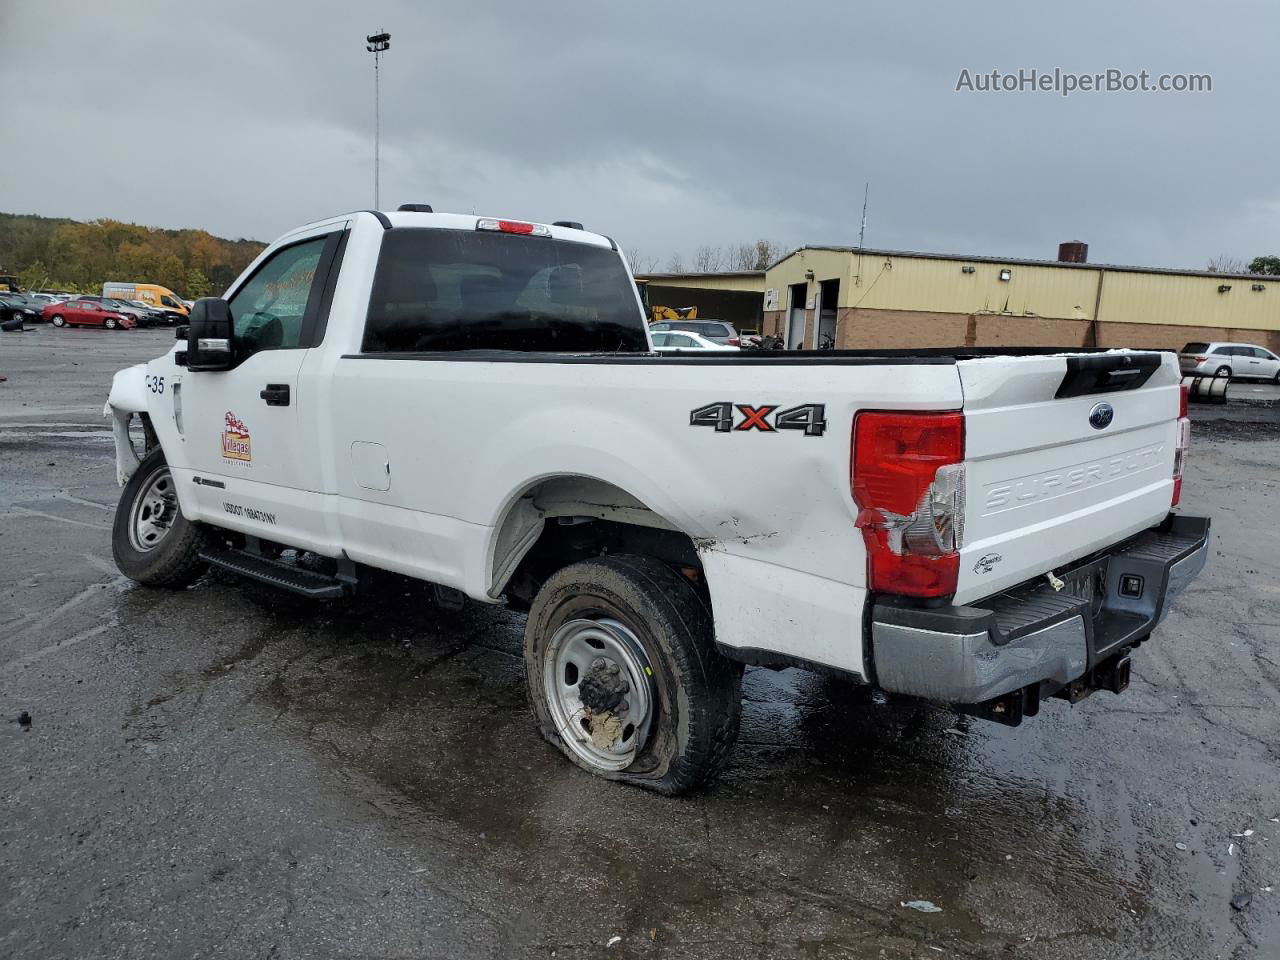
[689,402,826,436]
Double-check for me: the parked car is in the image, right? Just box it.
[125,299,173,326]
[0,292,46,325]
[97,298,166,328]
[649,318,740,346]
[1179,342,1280,382]
[104,208,1205,794]
[43,299,136,330]
[651,330,739,351]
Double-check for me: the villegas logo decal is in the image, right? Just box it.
[222,411,252,462]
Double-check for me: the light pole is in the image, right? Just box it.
[366,30,391,209]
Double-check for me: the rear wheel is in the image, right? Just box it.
[112,447,209,587]
[51,314,65,327]
[1214,364,1232,379]
[524,555,742,794]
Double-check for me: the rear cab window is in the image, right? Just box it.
[1181,342,1209,354]
[363,228,649,353]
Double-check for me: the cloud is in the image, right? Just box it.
[1,0,1272,269]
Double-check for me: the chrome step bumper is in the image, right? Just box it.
[869,514,1210,706]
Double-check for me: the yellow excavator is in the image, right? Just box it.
[649,304,698,324]
[633,279,697,324]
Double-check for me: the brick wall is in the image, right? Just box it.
[830,308,1279,353]
[756,307,1280,353]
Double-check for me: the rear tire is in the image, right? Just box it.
[51,314,65,327]
[524,554,742,795]
[1214,364,1232,379]
[112,447,209,587]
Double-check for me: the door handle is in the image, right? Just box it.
[260,384,291,406]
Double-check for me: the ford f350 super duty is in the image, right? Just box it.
[105,206,1209,793]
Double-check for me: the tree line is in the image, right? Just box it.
[1206,254,1280,275]
[0,212,267,298]
[626,239,785,275]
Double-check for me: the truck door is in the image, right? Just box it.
[176,225,346,551]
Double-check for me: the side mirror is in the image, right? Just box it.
[185,298,235,371]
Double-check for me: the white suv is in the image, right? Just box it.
[1179,342,1280,382]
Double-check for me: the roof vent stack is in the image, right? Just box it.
[1058,241,1088,263]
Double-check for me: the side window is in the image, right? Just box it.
[228,237,328,356]
[651,333,670,346]
[1212,346,1231,355]
[670,334,696,347]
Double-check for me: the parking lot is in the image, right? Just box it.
[3,325,1280,959]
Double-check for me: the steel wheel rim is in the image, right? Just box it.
[128,467,177,552]
[542,616,656,772]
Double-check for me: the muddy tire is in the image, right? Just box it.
[524,554,742,795]
[112,447,208,588]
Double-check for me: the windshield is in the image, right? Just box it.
[363,228,648,353]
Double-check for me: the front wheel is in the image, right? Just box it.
[50,314,65,327]
[104,317,118,330]
[524,555,742,794]
[112,447,209,587]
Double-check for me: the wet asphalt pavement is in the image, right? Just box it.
[3,325,1280,959]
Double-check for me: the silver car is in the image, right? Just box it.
[1179,342,1280,382]
[649,319,740,347]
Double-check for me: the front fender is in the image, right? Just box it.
[105,363,148,414]
[103,363,148,485]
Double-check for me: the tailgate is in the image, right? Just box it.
[955,351,1181,605]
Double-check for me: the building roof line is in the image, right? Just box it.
[768,245,1276,283]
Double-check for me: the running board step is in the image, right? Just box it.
[199,547,353,599]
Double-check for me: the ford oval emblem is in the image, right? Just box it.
[1089,402,1115,430]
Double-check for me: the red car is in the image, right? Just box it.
[43,299,136,330]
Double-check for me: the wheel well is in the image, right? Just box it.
[490,476,704,609]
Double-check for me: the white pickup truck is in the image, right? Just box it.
[105,207,1208,793]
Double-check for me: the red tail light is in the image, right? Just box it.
[1194,355,1207,363]
[476,217,551,237]
[727,337,740,346]
[852,411,965,597]
[1173,384,1190,506]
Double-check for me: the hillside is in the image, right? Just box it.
[0,212,267,298]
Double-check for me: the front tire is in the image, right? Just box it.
[104,317,118,330]
[524,555,742,794]
[112,448,209,587]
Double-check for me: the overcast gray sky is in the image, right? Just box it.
[1,0,1273,270]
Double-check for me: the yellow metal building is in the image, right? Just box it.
[759,246,1280,352]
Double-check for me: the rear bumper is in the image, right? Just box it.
[869,513,1209,706]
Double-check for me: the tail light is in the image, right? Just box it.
[1194,355,1207,363]
[476,218,551,237]
[727,337,740,346]
[852,411,965,597]
[1172,383,1190,506]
